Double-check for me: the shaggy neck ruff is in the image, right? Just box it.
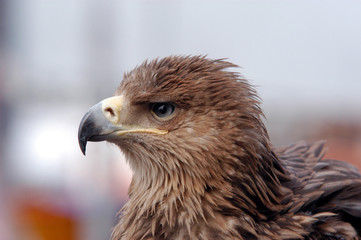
[112,136,290,240]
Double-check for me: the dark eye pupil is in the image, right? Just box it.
[158,105,167,114]
[152,102,175,118]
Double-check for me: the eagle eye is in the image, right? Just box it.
[151,102,175,119]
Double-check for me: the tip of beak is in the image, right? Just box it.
[78,112,92,156]
[79,137,87,156]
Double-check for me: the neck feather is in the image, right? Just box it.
[112,140,290,239]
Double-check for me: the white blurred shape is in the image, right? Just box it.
[31,123,72,168]
[5,104,75,186]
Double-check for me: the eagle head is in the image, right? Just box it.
[78,56,285,239]
[79,56,268,173]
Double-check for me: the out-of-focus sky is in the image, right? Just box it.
[1,1,361,239]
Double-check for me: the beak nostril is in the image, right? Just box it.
[104,107,115,117]
[101,96,123,122]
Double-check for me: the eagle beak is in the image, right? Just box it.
[78,95,168,155]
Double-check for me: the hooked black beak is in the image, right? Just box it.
[78,95,168,155]
[78,110,96,155]
[78,96,125,155]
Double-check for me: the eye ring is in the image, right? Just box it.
[150,102,176,120]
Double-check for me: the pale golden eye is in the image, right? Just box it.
[151,102,175,118]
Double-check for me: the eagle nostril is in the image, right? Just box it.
[104,107,115,117]
[104,107,119,123]
[100,95,123,123]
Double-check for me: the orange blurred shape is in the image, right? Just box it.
[314,122,361,170]
[324,139,361,170]
[17,202,77,240]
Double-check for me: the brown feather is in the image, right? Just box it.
[91,56,361,240]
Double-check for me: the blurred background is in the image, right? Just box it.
[1,0,361,239]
